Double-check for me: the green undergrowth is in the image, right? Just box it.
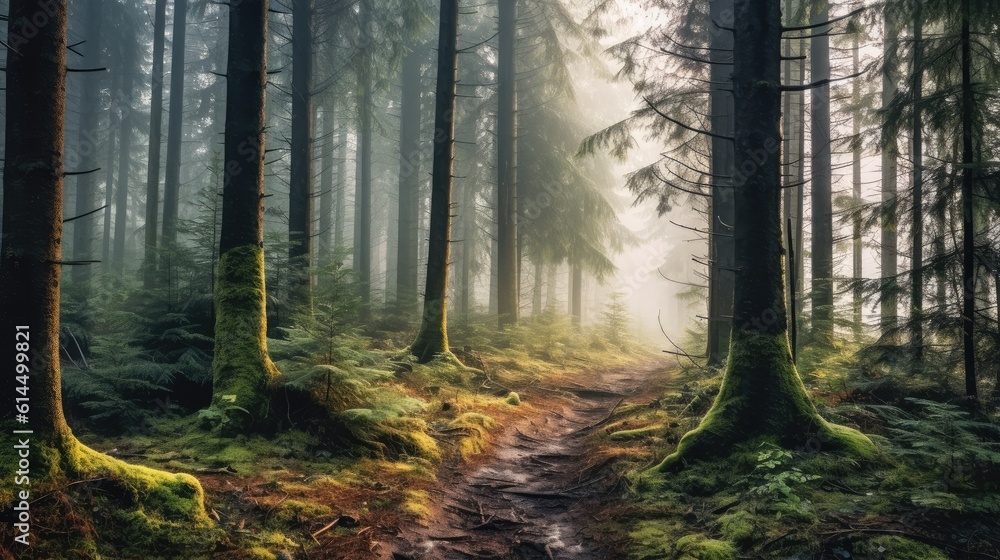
[60,311,644,559]
[601,361,1000,559]
[0,426,217,559]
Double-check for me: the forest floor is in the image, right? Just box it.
[382,360,671,560]
[159,356,674,560]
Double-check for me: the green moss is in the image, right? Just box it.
[212,245,281,425]
[245,547,278,560]
[609,425,663,441]
[67,439,210,525]
[400,489,432,520]
[410,297,450,363]
[716,510,757,545]
[449,413,497,460]
[653,331,874,471]
[857,536,949,560]
[675,534,736,560]
[272,500,333,525]
[0,432,216,558]
[505,391,521,406]
[628,522,735,560]
[628,520,680,558]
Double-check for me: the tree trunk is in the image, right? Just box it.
[397,47,422,311]
[706,0,735,366]
[532,259,542,316]
[571,264,583,326]
[881,10,899,335]
[335,119,347,249]
[318,103,334,272]
[0,0,207,522]
[960,0,976,398]
[70,0,103,288]
[411,0,459,363]
[654,0,873,471]
[782,0,804,354]
[213,0,281,424]
[852,33,863,337]
[496,0,519,329]
[113,65,136,278]
[809,0,833,344]
[143,0,168,288]
[542,263,555,311]
[911,5,924,362]
[102,74,120,276]
[355,0,373,318]
[460,176,475,324]
[161,0,188,249]
[288,0,314,311]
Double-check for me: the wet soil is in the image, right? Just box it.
[384,361,670,560]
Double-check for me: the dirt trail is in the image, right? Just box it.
[386,360,670,560]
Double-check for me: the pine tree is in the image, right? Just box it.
[211,0,281,425]
[654,0,873,469]
[1,0,207,525]
[411,0,460,363]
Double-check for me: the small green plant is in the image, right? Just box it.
[741,443,820,516]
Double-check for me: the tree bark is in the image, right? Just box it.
[532,259,542,316]
[809,0,833,344]
[161,0,188,249]
[852,33,863,337]
[143,0,168,288]
[70,0,103,288]
[335,118,348,249]
[397,47,423,312]
[881,10,899,335]
[102,74,120,276]
[288,0,314,311]
[213,0,281,424]
[355,0,373,317]
[496,0,519,329]
[654,0,873,471]
[411,0,459,363]
[571,263,583,327]
[0,0,207,521]
[318,103,335,273]
[113,65,136,278]
[707,0,735,366]
[782,0,804,353]
[911,5,924,362]
[960,0,976,398]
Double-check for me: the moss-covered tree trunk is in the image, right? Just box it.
[288,0,314,312]
[212,0,281,424]
[410,0,459,363]
[0,0,207,526]
[654,0,873,471]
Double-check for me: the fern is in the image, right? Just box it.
[868,398,1000,510]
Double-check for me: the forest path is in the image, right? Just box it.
[385,359,671,560]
